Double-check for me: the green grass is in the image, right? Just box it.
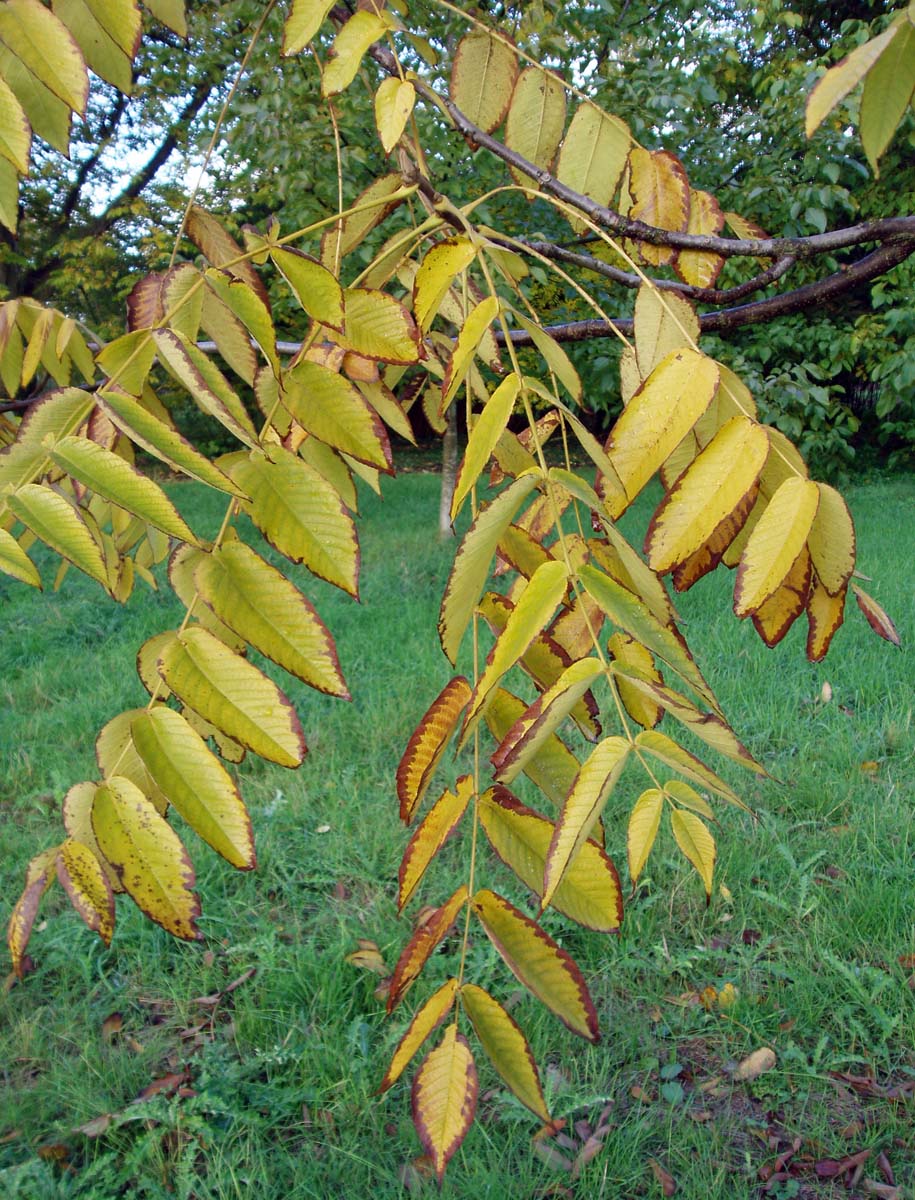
[1,469,913,1199]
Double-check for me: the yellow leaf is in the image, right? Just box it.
[411,1024,478,1183]
[91,776,201,940]
[646,417,770,573]
[627,788,663,884]
[664,780,714,820]
[157,626,306,768]
[398,777,472,910]
[96,710,168,815]
[542,736,629,910]
[473,888,599,1041]
[282,0,335,55]
[379,978,459,1092]
[608,632,663,729]
[606,348,719,511]
[396,677,471,823]
[0,73,30,173]
[130,707,255,870]
[153,329,258,448]
[0,525,40,587]
[451,373,521,521]
[676,188,725,288]
[413,237,477,333]
[513,317,581,401]
[375,76,415,153]
[635,729,741,806]
[55,837,115,945]
[168,544,246,652]
[331,286,421,365]
[862,19,915,172]
[734,1046,776,1081]
[627,149,690,266]
[441,295,500,415]
[752,546,811,647]
[55,0,136,92]
[439,473,538,663]
[284,359,391,470]
[388,886,468,1012]
[7,846,59,974]
[505,66,567,189]
[806,21,901,137]
[479,787,621,933]
[734,477,820,617]
[461,983,550,1121]
[320,173,406,269]
[633,286,701,383]
[229,446,359,596]
[270,246,344,330]
[556,101,630,232]
[7,484,109,588]
[450,29,518,134]
[806,576,847,662]
[807,482,855,596]
[322,10,387,97]
[485,688,580,809]
[669,808,716,899]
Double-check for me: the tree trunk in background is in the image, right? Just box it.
[438,407,458,540]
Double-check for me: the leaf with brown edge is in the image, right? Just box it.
[479,787,621,933]
[399,777,472,910]
[669,808,716,900]
[548,591,605,662]
[413,237,477,333]
[7,484,109,589]
[632,285,700,383]
[734,477,820,617]
[185,207,270,310]
[194,539,349,699]
[461,983,550,1121]
[203,269,278,376]
[635,729,742,807]
[136,631,176,700]
[852,582,900,647]
[807,483,856,596]
[806,576,847,662]
[589,525,676,630]
[441,295,500,416]
[168,544,245,652]
[387,886,468,1013]
[330,287,421,366]
[485,689,581,810]
[543,737,629,911]
[450,28,518,135]
[752,545,812,647]
[505,66,567,189]
[556,101,630,234]
[628,788,663,885]
[672,484,759,593]
[55,838,115,945]
[283,359,392,471]
[270,246,344,331]
[608,633,663,729]
[62,781,124,891]
[473,889,599,1041]
[646,417,769,574]
[497,522,553,582]
[675,188,725,288]
[320,173,406,269]
[130,707,256,870]
[439,473,539,664]
[91,776,202,941]
[157,626,306,769]
[411,1024,478,1184]
[8,846,59,975]
[491,658,603,785]
[605,348,719,514]
[200,283,258,385]
[397,677,471,824]
[627,149,690,266]
[379,978,458,1093]
[153,329,258,448]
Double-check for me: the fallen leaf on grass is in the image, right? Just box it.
[734,1047,776,1081]
[649,1157,677,1195]
[862,1182,902,1199]
[135,1069,193,1101]
[75,1114,115,1138]
[101,1012,123,1041]
[345,939,388,975]
[815,1146,871,1178]
[192,966,257,1006]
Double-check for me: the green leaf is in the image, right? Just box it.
[130,706,255,869]
[439,473,539,663]
[49,435,200,545]
[157,625,307,768]
[91,775,202,940]
[859,19,915,173]
[204,268,278,375]
[283,359,392,470]
[270,247,344,330]
[7,484,109,587]
[194,538,349,698]
[461,983,550,1121]
[228,446,359,596]
[96,330,157,396]
[505,66,567,188]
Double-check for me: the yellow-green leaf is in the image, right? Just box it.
[860,18,915,172]
[8,846,59,974]
[130,706,255,869]
[282,0,334,55]
[451,372,521,520]
[505,66,567,189]
[375,75,414,153]
[0,0,88,113]
[556,101,630,231]
[396,676,471,823]
[96,329,157,396]
[168,544,245,652]
[228,446,359,596]
[283,359,391,470]
[606,348,719,510]
[62,780,124,890]
[7,484,108,587]
[450,29,518,134]
[186,207,270,307]
[96,709,168,814]
[0,524,40,586]
[441,295,500,415]
[646,416,770,573]
[627,788,663,884]
[322,10,387,97]
[669,807,716,900]
[411,1024,478,1184]
[485,688,580,809]
[806,20,901,137]
[513,315,581,401]
[92,775,201,939]
[734,476,820,617]
[607,632,662,729]
[200,284,258,384]
[0,154,16,231]
[153,329,258,447]
[398,776,472,910]
[54,0,136,92]
[472,888,599,1041]
[320,173,406,269]
[50,435,200,545]
[542,736,629,910]
[157,625,306,768]
[270,246,344,330]
[379,979,458,1093]
[439,473,538,663]
[633,285,700,384]
[0,73,30,173]
[807,482,855,596]
[635,729,741,806]
[334,286,421,365]
[204,267,277,375]
[461,983,549,1121]
[195,539,349,699]
[388,886,468,1012]
[414,237,477,332]
[665,779,714,819]
[462,559,569,739]
[55,837,115,944]
[143,0,186,36]
[479,787,621,932]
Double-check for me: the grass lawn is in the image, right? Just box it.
[1,468,913,1199]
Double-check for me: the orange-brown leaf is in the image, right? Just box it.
[387,886,468,1013]
[627,149,690,266]
[806,575,847,662]
[852,582,900,647]
[8,847,59,975]
[752,546,812,647]
[396,677,472,823]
